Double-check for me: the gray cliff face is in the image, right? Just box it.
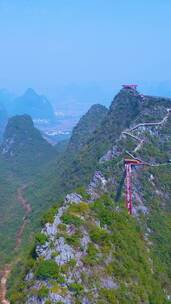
[87,171,108,200]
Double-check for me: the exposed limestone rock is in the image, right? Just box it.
[27,296,46,304]
[49,292,72,303]
[36,242,52,259]
[87,171,108,200]
[65,193,83,204]
[25,272,34,281]
[100,276,118,289]
[133,205,149,216]
[42,193,83,239]
[66,224,76,235]
[43,205,68,238]
[43,222,57,237]
[132,187,149,216]
[80,230,90,252]
[54,237,75,265]
[99,145,120,163]
[82,297,90,304]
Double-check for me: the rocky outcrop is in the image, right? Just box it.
[25,175,119,304]
[65,193,83,204]
[54,237,75,265]
[87,171,108,200]
[99,145,121,163]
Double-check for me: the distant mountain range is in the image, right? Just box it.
[0,88,55,121]
[11,88,55,120]
[1,81,171,122]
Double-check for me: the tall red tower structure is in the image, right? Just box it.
[124,159,144,215]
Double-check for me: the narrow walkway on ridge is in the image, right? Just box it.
[122,108,171,166]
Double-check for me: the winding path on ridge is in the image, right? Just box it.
[122,108,171,166]
[0,185,31,304]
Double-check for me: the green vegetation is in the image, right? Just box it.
[67,201,90,215]
[88,198,169,303]
[7,258,31,304]
[89,225,110,245]
[69,283,84,295]
[41,204,59,225]
[2,90,171,304]
[35,232,48,245]
[1,90,142,270]
[90,194,114,226]
[37,286,49,298]
[8,187,171,303]
[61,213,83,227]
[65,231,81,247]
[68,104,108,154]
[0,115,58,270]
[2,114,56,179]
[75,186,91,200]
[45,300,52,304]
[0,155,22,268]
[35,259,60,280]
[83,243,100,265]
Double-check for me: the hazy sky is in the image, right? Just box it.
[0,0,171,96]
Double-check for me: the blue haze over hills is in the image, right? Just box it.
[1,1,171,142]
[0,1,171,103]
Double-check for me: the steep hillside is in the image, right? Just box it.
[37,87,145,195]
[11,88,55,120]
[6,87,171,303]
[56,88,144,189]
[0,115,57,270]
[0,102,109,276]
[61,88,171,184]
[1,114,56,179]
[0,101,105,299]
[68,104,107,153]
[0,154,21,268]
[24,103,109,213]
[23,87,171,212]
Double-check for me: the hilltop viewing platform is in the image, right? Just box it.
[122,84,138,90]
